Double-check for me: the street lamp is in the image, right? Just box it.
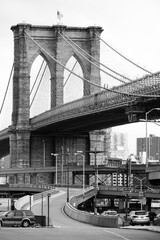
[146,108,160,168]
[51,153,58,186]
[75,151,85,196]
[42,140,45,167]
[66,153,71,203]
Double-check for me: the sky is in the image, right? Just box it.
[0,0,160,154]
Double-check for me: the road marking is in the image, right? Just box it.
[104,229,131,240]
[52,225,61,228]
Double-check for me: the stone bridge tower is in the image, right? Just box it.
[10,23,103,184]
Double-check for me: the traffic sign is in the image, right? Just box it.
[123,187,132,193]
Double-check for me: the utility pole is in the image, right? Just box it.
[89,148,104,215]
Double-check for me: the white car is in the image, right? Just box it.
[129,210,150,226]
[101,210,118,216]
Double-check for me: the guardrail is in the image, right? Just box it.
[8,183,55,190]
[98,185,160,194]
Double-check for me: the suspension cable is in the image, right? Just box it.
[60,32,128,84]
[61,32,132,82]
[24,30,160,98]
[60,32,126,84]
[30,63,47,108]
[30,59,45,95]
[63,60,78,87]
[0,63,14,114]
[96,33,152,75]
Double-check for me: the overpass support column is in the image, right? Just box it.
[72,172,75,185]
[110,198,114,208]
[85,174,90,186]
[146,198,151,211]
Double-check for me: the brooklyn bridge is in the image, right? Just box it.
[0,23,160,191]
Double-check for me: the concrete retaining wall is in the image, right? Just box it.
[64,202,122,228]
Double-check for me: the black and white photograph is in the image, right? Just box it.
[0,0,160,239]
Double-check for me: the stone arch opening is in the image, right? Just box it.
[63,55,83,103]
[30,55,51,118]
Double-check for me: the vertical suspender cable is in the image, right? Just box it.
[30,59,45,95]
[30,63,47,108]
[63,60,78,87]
[0,63,14,114]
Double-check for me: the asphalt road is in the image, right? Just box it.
[0,188,160,240]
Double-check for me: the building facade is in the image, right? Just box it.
[89,129,129,186]
[137,134,160,164]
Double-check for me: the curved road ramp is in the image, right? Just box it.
[64,188,123,228]
[15,187,123,228]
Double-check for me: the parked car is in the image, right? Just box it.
[156,213,160,218]
[0,210,35,227]
[129,210,150,226]
[101,210,118,216]
[153,213,160,226]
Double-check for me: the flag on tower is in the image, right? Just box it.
[57,11,63,20]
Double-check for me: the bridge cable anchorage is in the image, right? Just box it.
[95,33,152,75]
[24,31,160,98]
[30,59,45,95]
[0,63,14,115]
[30,63,47,108]
[60,32,130,84]
[63,60,78,87]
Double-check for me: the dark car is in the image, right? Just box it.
[148,211,156,221]
[0,210,35,227]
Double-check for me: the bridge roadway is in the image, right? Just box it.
[0,180,160,199]
[0,183,55,197]
[98,185,160,199]
[0,71,160,141]
[30,71,160,134]
[0,163,147,176]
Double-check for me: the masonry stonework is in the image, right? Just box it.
[10,23,103,184]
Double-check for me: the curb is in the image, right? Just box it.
[120,226,160,233]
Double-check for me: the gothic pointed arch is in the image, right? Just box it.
[63,55,83,103]
[30,55,51,117]
[10,23,103,180]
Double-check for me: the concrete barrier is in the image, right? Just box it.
[15,189,59,210]
[65,188,124,228]
[64,202,121,228]
[15,195,32,210]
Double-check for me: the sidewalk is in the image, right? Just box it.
[121,225,160,233]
